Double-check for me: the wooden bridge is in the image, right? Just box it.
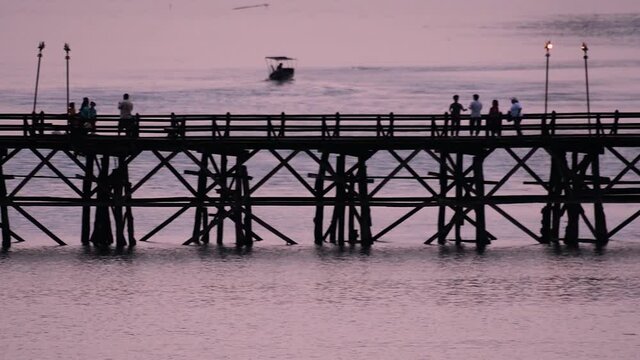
[1,110,639,251]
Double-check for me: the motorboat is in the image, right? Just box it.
[265,56,295,81]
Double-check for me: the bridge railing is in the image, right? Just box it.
[0,111,638,138]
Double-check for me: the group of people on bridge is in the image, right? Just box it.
[66,93,135,137]
[448,94,523,137]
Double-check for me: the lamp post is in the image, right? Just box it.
[544,40,553,115]
[64,43,71,112]
[32,41,45,113]
[582,42,591,135]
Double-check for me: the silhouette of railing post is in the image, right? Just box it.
[267,116,274,139]
[278,112,286,137]
[443,112,449,137]
[224,112,231,137]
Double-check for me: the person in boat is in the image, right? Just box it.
[276,62,283,71]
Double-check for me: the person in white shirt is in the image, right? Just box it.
[509,97,523,136]
[468,94,483,136]
[117,93,134,136]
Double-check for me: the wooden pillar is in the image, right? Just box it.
[473,154,488,250]
[123,162,136,247]
[233,160,244,248]
[454,153,464,245]
[335,154,346,245]
[0,149,11,250]
[541,149,561,244]
[217,155,227,245]
[191,152,209,245]
[113,157,127,249]
[592,152,608,247]
[358,155,372,247]
[241,166,253,249]
[313,152,329,245]
[90,155,113,248]
[564,152,580,246]
[550,150,564,242]
[80,154,95,245]
[437,150,448,244]
[348,180,357,245]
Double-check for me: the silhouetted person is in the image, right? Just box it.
[67,102,78,133]
[509,97,523,136]
[118,93,134,136]
[469,94,483,135]
[79,97,91,130]
[449,94,466,136]
[487,99,502,137]
[276,62,283,71]
[87,101,97,133]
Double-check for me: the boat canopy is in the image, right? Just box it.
[265,56,295,61]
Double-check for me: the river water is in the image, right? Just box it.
[2,7,640,359]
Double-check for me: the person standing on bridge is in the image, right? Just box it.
[487,99,502,137]
[469,94,483,136]
[449,94,466,136]
[118,93,134,136]
[509,97,523,136]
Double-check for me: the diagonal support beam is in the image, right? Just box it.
[31,148,83,197]
[269,150,315,195]
[250,150,299,194]
[131,150,180,193]
[487,147,539,196]
[139,205,191,242]
[152,150,198,196]
[489,203,542,242]
[370,149,421,197]
[608,209,640,239]
[388,150,438,196]
[14,205,66,245]
[9,150,57,197]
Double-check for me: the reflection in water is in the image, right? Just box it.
[1,243,640,359]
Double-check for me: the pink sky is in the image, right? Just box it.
[2,0,639,75]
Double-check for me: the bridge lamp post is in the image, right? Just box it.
[33,41,45,113]
[64,43,71,112]
[582,42,591,135]
[544,40,553,115]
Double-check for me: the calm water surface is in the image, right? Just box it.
[2,242,640,360]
